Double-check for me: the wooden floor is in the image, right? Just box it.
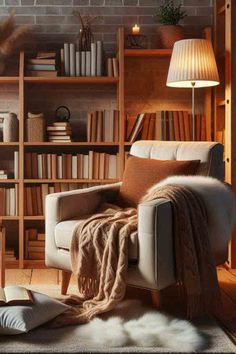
[4,266,236,343]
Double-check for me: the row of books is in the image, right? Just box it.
[0,152,18,179]
[62,41,103,77]
[26,52,57,77]
[25,229,45,260]
[107,57,119,77]
[46,122,72,143]
[126,111,207,142]
[0,186,18,216]
[25,152,119,180]
[87,110,119,142]
[24,183,97,216]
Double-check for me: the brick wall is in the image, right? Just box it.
[0,0,213,52]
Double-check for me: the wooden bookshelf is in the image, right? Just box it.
[214,0,236,267]
[0,27,215,269]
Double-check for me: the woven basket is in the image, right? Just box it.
[27,112,45,142]
[159,25,185,49]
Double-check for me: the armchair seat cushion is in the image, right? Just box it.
[55,218,138,262]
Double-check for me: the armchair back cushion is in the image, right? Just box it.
[117,156,200,207]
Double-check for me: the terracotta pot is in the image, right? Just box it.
[159,25,185,49]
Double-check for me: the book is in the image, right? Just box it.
[69,43,76,77]
[107,58,113,77]
[86,51,91,76]
[126,115,137,141]
[81,51,86,76]
[28,58,56,65]
[60,49,65,76]
[26,64,56,71]
[36,52,56,59]
[91,43,96,77]
[0,286,33,306]
[26,71,57,77]
[155,111,162,140]
[96,41,102,76]
[14,151,19,179]
[76,51,81,77]
[112,58,119,77]
[128,113,146,142]
[64,43,70,76]
[173,111,180,141]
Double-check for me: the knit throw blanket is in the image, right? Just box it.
[52,184,221,327]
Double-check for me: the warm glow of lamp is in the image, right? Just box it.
[166,39,219,140]
[132,24,140,35]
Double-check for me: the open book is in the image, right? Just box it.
[0,286,34,306]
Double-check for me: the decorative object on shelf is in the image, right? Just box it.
[154,1,186,49]
[55,106,70,122]
[0,11,31,75]
[3,113,19,142]
[73,11,99,51]
[125,24,148,49]
[0,112,9,141]
[27,112,45,142]
[167,39,219,140]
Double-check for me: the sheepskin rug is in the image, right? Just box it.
[75,300,207,351]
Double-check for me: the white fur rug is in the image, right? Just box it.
[73,300,206,352]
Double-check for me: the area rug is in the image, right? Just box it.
[0,285,235,353]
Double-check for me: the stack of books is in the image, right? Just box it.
[107,57,119,77]
[126,111,207,142]
[25,229,45,260]
[0,152,18,180]
[62,41,103,77]
[25,152,119,181]
[87,110,119,142]
[24,184,93,216]
[46,122,72,142]
[0,186,18,216]
[0,170,8,179]
[5,249,17,262]
[26,52,57,77]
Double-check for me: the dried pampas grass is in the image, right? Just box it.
[0,11,31,57]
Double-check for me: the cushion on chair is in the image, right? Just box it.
[117,155,200,207]
[54,218,138,262]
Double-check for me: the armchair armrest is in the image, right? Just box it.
[45,182,121,270]
[46,182,121,224]
[127,197,176,290]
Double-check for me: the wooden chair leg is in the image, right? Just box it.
[0,227,5,288]
[61,270,71,295]
[151,290,162,309]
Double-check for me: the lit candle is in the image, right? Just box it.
[132,24,140,35]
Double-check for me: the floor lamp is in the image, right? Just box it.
[166,39,220,141]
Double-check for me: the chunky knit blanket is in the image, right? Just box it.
[52,184,221,327]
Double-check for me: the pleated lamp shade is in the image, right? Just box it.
[166,39,219,88]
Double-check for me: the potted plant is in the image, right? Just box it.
[154,1,187,49]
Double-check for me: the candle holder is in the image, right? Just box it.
[125,34,148,49]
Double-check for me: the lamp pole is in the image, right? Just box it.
[191,82,196,141]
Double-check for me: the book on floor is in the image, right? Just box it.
[0,286,34,306]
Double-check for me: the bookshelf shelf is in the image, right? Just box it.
[24,142,120,146]
[24,179,119,184]
[24,216,45,220]
[0,180,19,183]
[0,216,19,220]
[24,76,119,85]
[0,77,19,84]
[124,49,172,57]
[0,142,19,146]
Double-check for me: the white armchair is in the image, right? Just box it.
[46,141,229,298]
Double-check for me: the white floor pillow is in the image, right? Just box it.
[0,291,70,335]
